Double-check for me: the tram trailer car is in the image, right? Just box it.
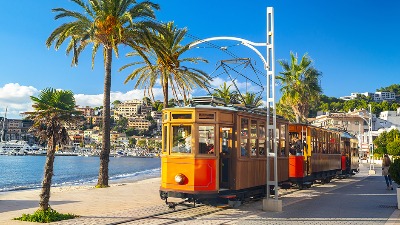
[159,98,290,204]
[340,132,360,176]
[288,124,359,188]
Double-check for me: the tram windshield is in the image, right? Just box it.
[171,125,192,153]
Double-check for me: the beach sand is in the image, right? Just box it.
[0,177,162,225]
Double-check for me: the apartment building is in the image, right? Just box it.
[128,118,151,130]
[340,91,396,102]
[114,99,150,119]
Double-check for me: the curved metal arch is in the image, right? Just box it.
[189,36,268,70]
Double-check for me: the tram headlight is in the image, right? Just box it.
[174,173,186,185]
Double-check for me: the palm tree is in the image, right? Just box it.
[121,21,211,108]
[276,52,322,123]
[23,88,82,211]
[211,82,238,105]
[240,92,263,107]
[46,0,159,187]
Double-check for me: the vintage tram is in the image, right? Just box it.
[159,96,359,204]
[288,124,358,187]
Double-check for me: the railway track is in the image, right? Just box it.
[53,177,358,225]
[53,203,224,225]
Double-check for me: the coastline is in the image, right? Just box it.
[0,177,163,224]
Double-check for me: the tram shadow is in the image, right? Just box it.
[0,199,79,213]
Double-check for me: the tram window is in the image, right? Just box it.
[241,118,249,137]
[240,139,249,157]
[162,126,167,152]
[221,128,231,155]
[199,125,215,154]
[251,120,257,138]
[172,113,192,120]
[259,140,265,156]
[279,124,286,156]
[259,124,265,138]
[250,139,257,156]
[171,125,192,153]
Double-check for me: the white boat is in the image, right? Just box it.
[0,140,32,155]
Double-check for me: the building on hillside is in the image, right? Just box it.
[76,106,95,116]
[373,92,396,102]
[0,118,35,143]
[114,99,151,120]
[340,91,396,102]
[128,118,151,130]
[378,108,400,129]
[151,111,162,133]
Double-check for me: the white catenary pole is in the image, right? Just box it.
[189,7,280,211]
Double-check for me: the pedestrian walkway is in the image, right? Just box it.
[1,163,399,224]
[188,163,399,225]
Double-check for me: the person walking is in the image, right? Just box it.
[382,154,393,190]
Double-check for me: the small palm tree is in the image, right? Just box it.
[276,52,322,123]
[46,0,159,187]
[122,21,211,108]
[240,92,263,107]
[211,82,238,105]
[23,88,82,211]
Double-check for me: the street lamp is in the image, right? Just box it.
[359,104,374,174]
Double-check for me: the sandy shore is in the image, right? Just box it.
[0,177,162,225]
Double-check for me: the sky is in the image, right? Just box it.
[1,0,399,119]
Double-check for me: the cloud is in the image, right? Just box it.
[74,88,164,107]
[0,83,166,119]
[0,83,39,118]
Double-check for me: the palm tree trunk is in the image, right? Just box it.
[163,78,168,109]
[98,47,112,187]
[39,136,56,211]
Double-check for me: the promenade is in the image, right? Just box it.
[0,162,399,225]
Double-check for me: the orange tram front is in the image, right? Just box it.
[288,124,359,188]
[159,102,290,204]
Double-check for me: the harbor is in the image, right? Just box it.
[0,155,160,192]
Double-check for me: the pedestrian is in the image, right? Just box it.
[382,154,393,190]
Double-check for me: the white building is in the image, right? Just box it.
[340,91,396,102]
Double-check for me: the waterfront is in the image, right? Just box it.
[0,155,160,192]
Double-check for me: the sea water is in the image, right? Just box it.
[0,155,161,192]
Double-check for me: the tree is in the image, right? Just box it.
[211,82,238,105]
[128,137,137,147]
[240,92,263,107]
[137,139,147,148]
[46,0,159,188]
[373,129,400,154]
[23,88,82,211]
[122,21,211,109]
[126,127,139,136]
[112,100,122,109]
[387,140,400,156]
[276,52,322,122]
[152,100,163,112]
[114,117,128,133]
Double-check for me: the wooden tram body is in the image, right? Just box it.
[288,124,342,186]
[340,132,360,175]
[159,97,359,203]
[159,101,289,202]
[288,124,359,186]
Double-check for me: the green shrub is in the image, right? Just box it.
[95,184,109,188]
[14,208,77,223]
[389,158,400,187]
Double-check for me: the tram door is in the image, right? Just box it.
[219,127,232,189]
